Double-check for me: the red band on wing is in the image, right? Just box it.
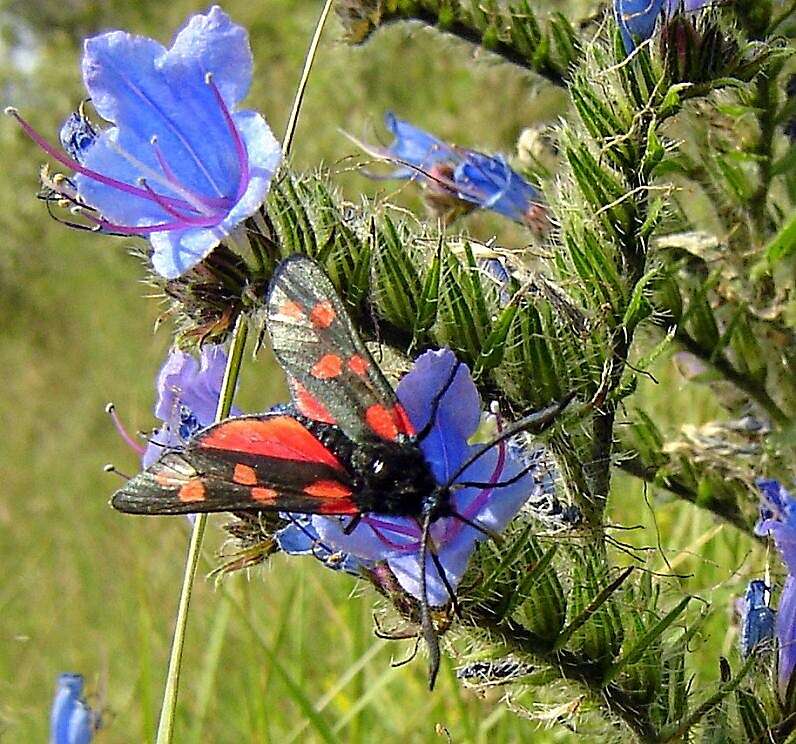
[290,380,337,424]
[394,403,416,436]
[252,487,278,503]
[200,416,345,472]
[304,479,352,499]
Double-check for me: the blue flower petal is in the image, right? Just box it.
[81,8,251,197]
[143,345,240,466]
[277,516,365,575]
[165,6,253,106]
[389,536,475,606]
[614,0,711,52]
[384,112,453,178]
[396,348,480,484]
[454,152,539,222]
[150,109,280,279]
[51,675,84,744]
[50,674,96,744]
[66,703,95,744]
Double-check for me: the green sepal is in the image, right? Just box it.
[602,596,691,687]
[371,215,424,332]
[472,303,518,378]
[555,559,630,660]
[736,688,769,742]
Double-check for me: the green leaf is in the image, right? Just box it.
[660,655,757,740]
[412,243,442,345]
[511,543,567,643]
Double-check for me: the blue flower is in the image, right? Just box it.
[310,349,537,606]
[9,6,281,279]
[755,479,796,699]
[454,151,542,224]
[614,0,709,53]
[50,674,98,744]
[357,113,546,230]
[739,579,775,658]
[143,345,241,467]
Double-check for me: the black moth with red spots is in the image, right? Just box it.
[112,254,569,688]
[112,255,442,522]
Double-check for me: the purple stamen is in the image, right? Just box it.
[79,209,218,236]
[7,108,198,214]
[365,520,420,552]
[106,403,146,456]
[205,74,250,202]
[139,178,219,225]
[149,136,233,211]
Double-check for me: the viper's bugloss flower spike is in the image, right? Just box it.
[312,349,537,606]
[614,0,710,53]
[50,674,98,744]
[8,6,281,279]
[354,113,547,230]
[739,579,775,657]
[143,345,242,467]
[755,479,796,700]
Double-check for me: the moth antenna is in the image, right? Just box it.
[419,511,441,690]
[105,402,146,456]
[103,463,131,480]
[443,394,575,488]
[415,359,462,442]
[428,547,462,619]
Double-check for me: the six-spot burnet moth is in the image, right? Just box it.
[112,254,572,688]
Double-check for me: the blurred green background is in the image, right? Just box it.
[0,1,759,741]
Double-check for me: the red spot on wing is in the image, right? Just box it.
[291,380,336,424]
[347,354,369,376]
[233,463,258,485]
[279,300,304,319]
[365,404,415,441]
[200,417,345,472]
[311,354,343,379]
[179,480,206,503]
[365,404,399,441]
[155,472,185,488]
[310,300,336,329]
[252,487,278,503]
[296,480,358,514]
